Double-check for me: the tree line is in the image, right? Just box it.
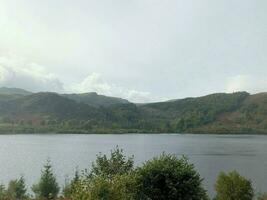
[0,147,266,200]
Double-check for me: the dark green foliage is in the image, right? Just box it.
[0,177,28,200]
[214,171,254,200]
[135,154,208,200]
[72,174,136,200]
[89,146,134,179]
[63,169,80,198]
[7,176,28,200]
[0,184,7,199]
[32,160,59,200]
[69,147,136,200]
[104,103,141,129]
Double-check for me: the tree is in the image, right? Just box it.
[0,184,7,200]
[214,171,254,200]
[135,153,208,200]
[7,176,28,200]
[88,146,134,179]
[86,174,136,200]
[32,160,60,200]
[68,147,136,200]
[63,169,80,198]
[70,171,136,200]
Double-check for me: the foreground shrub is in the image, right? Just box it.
[32,160,60,200]
[69,147,136,200]
[214,171,254,200]
[135,154,208,200]
[70,174,136,200]
[89,146,134,179]
[7,176,28,200]
[63,170,80,198]
[0,184,8,200]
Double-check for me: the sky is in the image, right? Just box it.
[0,0,266,103]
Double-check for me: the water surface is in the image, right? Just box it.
[0,134,266,196]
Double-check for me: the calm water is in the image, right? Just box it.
[0,134,267,196]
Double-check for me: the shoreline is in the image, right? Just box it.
[0,132,267,136]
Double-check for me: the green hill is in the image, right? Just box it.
[14,92,103,119]
[62,92,129,107]
[0,89,266,134]
[196,92,267,134]
[139,92,251,132]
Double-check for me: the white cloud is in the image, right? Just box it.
[0,1,267,100]
[226,74,267,94]
[70,73,111,94]
[69,73,155,103]
[0,57,157,102]
[0,56,64,92]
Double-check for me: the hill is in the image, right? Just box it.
[0,89,266,134]
[196,92,267,134]
[62,92,129,107]
[0,87,32,95]
[139,92,251,132]
[0,92,138,133]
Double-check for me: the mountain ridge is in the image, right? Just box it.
[0,87,32,96]
[0,87,130,108]
[0,87,266,134]
[62,92,130,107]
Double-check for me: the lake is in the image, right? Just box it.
[0,134,266,197]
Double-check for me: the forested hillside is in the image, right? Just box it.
[0,87,266,134]
[62,92,129,107]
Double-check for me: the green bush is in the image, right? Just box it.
[68,147,136,200]
[89,146,134,179]
[7,176,28,200]
[214,171,254,200]
[70,174,136,200]
[135,153,208,200]
[0,184,8,200]
[62,170,80,198]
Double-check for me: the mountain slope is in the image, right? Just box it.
[0,89,266,134]
[196,92,267,134]
[0,92,104,120]
[62,92,130,107]
[0,87,32,96]
[139,92,250,128]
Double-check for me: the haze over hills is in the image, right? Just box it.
[0,87,32,96]
[62,92,130,107]
[0,87,266,134]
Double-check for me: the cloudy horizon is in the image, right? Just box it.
[0,0,266,103]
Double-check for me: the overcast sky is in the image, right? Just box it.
[0,0,266,102]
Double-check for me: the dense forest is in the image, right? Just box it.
[0,87,266,134]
